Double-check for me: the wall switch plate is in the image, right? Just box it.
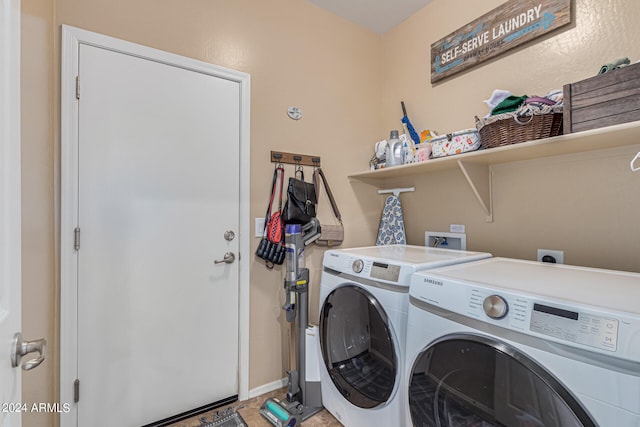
[537,249,564,264]
[255,218,265,238]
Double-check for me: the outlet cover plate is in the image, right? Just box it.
[450,224,465,233]
[537,248,564,264]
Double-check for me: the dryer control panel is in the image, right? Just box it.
[471,289,619,352]
[411,274,640,362]
[529,303,618,352]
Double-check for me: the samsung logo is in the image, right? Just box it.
[425,278,443,286]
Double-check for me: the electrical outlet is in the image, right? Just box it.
[255,218,265,238]
[537,249,564,264]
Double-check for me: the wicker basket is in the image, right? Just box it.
[475,105,563,149]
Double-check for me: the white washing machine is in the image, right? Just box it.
[406,257,640,427]
[318,245,492,427]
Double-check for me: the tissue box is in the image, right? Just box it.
[430,129,481,158]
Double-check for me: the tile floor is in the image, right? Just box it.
[168,388,342,427]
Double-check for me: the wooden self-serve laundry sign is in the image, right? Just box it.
[431,0,571,83]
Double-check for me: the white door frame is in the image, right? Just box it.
[60,25,251,425]
[1,0,22,426]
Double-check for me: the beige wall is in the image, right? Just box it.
[21,0,56,426]
[19,0,640,425]
[22,1,382,425]
[379,0,640,272]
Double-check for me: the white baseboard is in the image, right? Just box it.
[248,377,287,399]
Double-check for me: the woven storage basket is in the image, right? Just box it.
[476,105,563,149]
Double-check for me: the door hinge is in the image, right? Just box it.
[75,76,80,100]
[74,227,81,251]
[73,379,80,403]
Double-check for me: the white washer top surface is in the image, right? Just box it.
[326,244,491,267]
[323,245,492,285]
[417,257,640,315]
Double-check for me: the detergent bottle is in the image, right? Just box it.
[385,130,403,167]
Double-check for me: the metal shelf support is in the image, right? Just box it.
[457,161,493,222]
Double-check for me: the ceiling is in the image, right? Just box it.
[307,0,432,34]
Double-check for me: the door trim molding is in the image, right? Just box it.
[60,25,251,426]
[1,1,22,423]
[1,0,21,314]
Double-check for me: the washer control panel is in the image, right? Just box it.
[323,252,405,284]
[369,261,401,282]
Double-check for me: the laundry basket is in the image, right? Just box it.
[475,105,563,149]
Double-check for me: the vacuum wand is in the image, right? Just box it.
[283,224,309,403]
[262,222,322,426]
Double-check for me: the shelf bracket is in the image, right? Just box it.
[457,160,493,222]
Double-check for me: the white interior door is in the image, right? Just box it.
[0,1,22,425]
[70,37,243,426]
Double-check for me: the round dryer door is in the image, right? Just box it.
[408,334,597,427]
[319,285,397,409]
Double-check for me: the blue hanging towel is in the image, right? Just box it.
[376,195,406,245]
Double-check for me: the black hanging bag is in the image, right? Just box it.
[283,166,317,224]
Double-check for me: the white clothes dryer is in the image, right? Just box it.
[406,257,640,427]
[318,245,492,427]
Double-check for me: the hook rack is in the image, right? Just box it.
[378,187,415,197]
[271,151,321,167]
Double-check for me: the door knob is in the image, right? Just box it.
[11,333,46,371]
[214,252,235,264]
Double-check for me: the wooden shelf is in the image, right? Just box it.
[349,120,640,221]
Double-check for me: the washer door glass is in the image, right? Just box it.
[409,335,597,427]
[319,285,397,409]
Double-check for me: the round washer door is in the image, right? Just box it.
[408,334,597,427]
[319,284,397,409]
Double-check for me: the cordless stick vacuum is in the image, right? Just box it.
[260,222,323,427]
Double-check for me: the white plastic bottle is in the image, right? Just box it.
[385,130,403,167]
